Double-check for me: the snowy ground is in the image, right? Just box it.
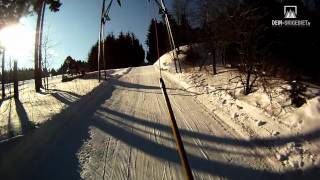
[155,45,320,173]
[0,69,130,142]
[0,66,302,179]
[0,76,99,142]
[0,62,319,179]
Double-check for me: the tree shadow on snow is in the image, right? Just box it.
[0,82,114,180]
[0,70,319,180]
[113,81,201,96]
[0,69,134,180]
[14,99,35,135]
[93,107,320,179]
[47,89,82,99]
[39,88,83,106]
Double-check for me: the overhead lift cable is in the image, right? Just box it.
[151,0,193,179]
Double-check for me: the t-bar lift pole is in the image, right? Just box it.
[152,2,192,178]
[154,0,182,73]
[97,0,106,82]
[159,78,194,180]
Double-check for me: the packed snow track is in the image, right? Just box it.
[0,66,303,179]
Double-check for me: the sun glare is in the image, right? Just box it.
[0,23,34,62]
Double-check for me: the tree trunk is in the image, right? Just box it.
[34,1,45,92]
[223,47,226,66]
[212,48,217,75]
[245,65,252,95]
[44,48,48,90]
[34,9,40,91]
[13,61,18,99]
[39,2,46,88]
[1,49,5,98]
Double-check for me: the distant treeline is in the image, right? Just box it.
[0,68,60,83]
[0,68,34,83]
[87,32,145,71]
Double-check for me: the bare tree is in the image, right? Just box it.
[199,0,237,75]
[172,0,190,24]
[236,6,267,95]
[201,0,268,95]
[41,27,57,90]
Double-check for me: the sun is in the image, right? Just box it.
[0,23,34,62]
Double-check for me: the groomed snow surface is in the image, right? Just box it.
[0,48,319,179]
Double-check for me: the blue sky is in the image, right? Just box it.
[20,0,173,69]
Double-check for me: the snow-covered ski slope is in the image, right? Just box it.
[0,66,318,179]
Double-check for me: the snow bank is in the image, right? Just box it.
[289,97,320,132]
[155,45,188,72]
[155,44,209,73]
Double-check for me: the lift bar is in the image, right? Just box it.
[159,78,194,180]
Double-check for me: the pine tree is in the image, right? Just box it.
[87,32,145,70]
[145,19,170,64]
[0,0,31,30]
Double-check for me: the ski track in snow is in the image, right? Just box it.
[0,65,310,179]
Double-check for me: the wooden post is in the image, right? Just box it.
[98,0,106,82]
[1,48,5,99]
[212,48,217,75]
[102,23,106,80]
[13,61,18,99]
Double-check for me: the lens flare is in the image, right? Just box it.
[0,23,34,62]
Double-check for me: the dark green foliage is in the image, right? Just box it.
[184,46,200,65]
[145,19,170,64]
[87,32,145,71]
[145,15,195,64]
[174,14,193,46]
[289,80,307,107]
[47,0,62,12]
[171,0,198,45]
[31,0,62,12]
[87,42,99,71]
[0,0,31,30]
[57,56,88,74]
[50,68,57,75]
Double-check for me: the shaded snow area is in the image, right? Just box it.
[0,69,130,142]
[1,64,320,179]
[0,66,283,179]
[155,45,320,173]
